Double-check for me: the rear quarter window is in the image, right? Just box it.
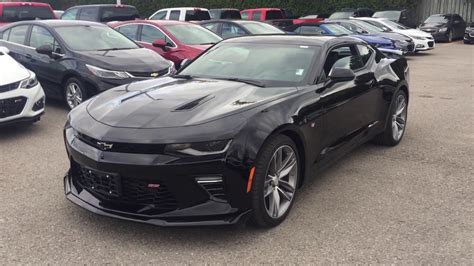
[185,10,211,21]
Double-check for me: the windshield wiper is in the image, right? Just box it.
[213,77,266,88]
[97,47,135,51]
[199,42,217,45]
[172,74,195,79]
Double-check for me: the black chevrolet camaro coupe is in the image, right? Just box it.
[64,35,410,227]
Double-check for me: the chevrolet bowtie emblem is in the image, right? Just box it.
[96,142,113,151]
[150,72,160,78]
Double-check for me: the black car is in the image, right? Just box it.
[61,4,139,23]
[0,20,173,109]
[329,8,374,19]
[200,20,284,39]
[419,14,467,42]
[329,19,415,53]
[464,22,474,44]
[372,9,417,28]
[209,8,241,20]
[64,35,410,227]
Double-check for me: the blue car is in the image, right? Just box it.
[286,22,403,56]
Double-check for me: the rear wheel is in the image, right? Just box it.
[64,77,87,110]
[250,135,300,228]
[373,90,408,146]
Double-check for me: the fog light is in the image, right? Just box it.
[416,44,424,48]
[196,176,226,200]
[32,97,45,111]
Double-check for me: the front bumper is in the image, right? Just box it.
[413,38,435,51]
[0,82,45,125]
[464,33,474,43]
[63,127,251,226]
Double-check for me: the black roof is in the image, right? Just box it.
[1,19,105,28]
[66,4,136,9]
[222,34,362,46]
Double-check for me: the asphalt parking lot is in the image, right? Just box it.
[1,42,473,264]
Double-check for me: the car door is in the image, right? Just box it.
[26,25,66,98]
[116,24,139,41]
[453,15,466,38]
[0,25,30,67]
[139,24,178,62]
[316,44,379,152]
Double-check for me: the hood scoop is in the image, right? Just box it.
[174,95,214,111]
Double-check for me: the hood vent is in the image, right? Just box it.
[174,95,214,111]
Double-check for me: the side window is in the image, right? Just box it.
[141,25,169,44]
[241,11,249,20]
[296,26,324,35]
[7,25,28,45]
[169,10,180,20]
[117,24,139,40]
[221,23,246,38]
[29,26,61,53]
[252,11,262,21]
[151,11,167,20]
[78,7,99,21]
[322,45,363,80]
[203,23,220,34]
[356,45,373,66]
[62,8,78,20]
[1,29,11,40]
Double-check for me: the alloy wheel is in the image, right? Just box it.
[391,94,407,141]
[264,145,298,219]
[66,82,83,109]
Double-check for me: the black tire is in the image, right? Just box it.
[64,77,87,110]
[373,90,408,146]
[250,135,300,228]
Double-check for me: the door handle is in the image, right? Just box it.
[25,54,32,59]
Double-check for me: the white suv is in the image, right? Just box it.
[0,47,45,126]
[149,7,211,21]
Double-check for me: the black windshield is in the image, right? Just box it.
[0,6,54,22]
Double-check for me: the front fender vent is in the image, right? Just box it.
[174,95,214,111]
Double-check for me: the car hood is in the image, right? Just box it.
[86,77,297,129]
[0,53,30,85]
[398,28,433,38]
[351,34,392,44]
[75,48,171,72]
[419,22,447,29]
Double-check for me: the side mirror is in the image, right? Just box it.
[0,46,9,55]
[36,45,53,56]
[152,39,168,50]
[329,67,355,82]
[179,58,191,69]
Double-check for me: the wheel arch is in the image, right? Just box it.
[61,71,98,97]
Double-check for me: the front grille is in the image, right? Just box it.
[428,41,434,48]
[407,44,415,52]
[76,132,165,154]
[0,81,20,93]
[0,96,27,118]
[129,68,170,78]
[75,165,179,214]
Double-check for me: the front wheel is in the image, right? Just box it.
[250,135,300,228]
[64,77,87,110]
[373,90,408,146]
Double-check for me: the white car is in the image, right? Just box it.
[149,7,211,21]
[0,47,45,126]
[354,17,436,52]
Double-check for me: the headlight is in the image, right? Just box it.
[86,64,132,79]
[19,73,38,89]
[164,140,232,156]
[439,27,448,32]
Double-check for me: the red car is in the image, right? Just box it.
[110,20,222,68]
[0,2,56,27]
